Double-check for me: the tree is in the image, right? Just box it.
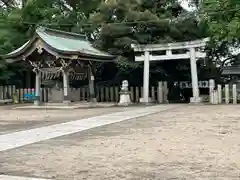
[201,0,240,43]
[0,0,209,85]
[197,0,240,76]
[0,0,102,83]
[85,0,207,84]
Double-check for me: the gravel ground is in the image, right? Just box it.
[0,106,140,135]
[1,105,240,180]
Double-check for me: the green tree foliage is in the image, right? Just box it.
[0,0,209,84]
[200,0,240,70]
[86,0,207,82]
[201,0,240,44]
[0,0,102,54]
[0,0,102,82]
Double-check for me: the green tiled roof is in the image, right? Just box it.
[5,26,114,61]
[7,40,31,56]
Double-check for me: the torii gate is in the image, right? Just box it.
[131,38,209,104]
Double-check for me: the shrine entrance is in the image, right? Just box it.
[131,38,209,104]
[4,27,115,106]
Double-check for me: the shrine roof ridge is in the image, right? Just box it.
[2,26,115,62]
[36,26,87,40]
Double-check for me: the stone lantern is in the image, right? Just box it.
[118,80,132,106]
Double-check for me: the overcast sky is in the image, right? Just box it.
[180,0,195,11]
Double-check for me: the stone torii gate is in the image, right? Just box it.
[131,38,209,104]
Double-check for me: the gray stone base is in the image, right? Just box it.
[89,98,97,103]
[190,97,203,104]
[34,100,40,106]
[139,97,153,103]
[62,100,71,105]
[118,94,132,106]
[63,95,70,101]
[118,102,133,107]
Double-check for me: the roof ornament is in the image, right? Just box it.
[37,46,43,54]
[37,26,45,32]
[29,60,42,73]
[46,61,56,68]
[60,59,71,71]
[22,55,26,61]
[76,60,84,67]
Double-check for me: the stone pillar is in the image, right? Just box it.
[232,84,237,104]
[34,71,41,106]
[163,81,168,103]
[209,79,215,104]
[62,70,70,104]
[189,47,201,103]
[225,84,229,104]
[213,90,218,104]
[217,84,222,104]
[143,51,150,104]
[157,81,163,103]
[88,66,96,102]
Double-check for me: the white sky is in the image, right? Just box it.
[180,0,195,11]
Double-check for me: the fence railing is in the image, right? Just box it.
[0,85,162,103]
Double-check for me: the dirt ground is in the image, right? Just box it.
[1,105,240,180]
[0,106,139,135]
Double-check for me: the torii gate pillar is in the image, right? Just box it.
[189,47,201,103]
[143,51,150,103]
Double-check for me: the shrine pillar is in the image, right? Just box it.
[34,70,41,106]
[61,59,70,104]
[88,65,96,102]
[62,69,70,104]
[29,61,41,106]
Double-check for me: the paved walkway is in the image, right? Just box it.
[0,175,51,180]
[0,105,178,152]
[2,105,240,179]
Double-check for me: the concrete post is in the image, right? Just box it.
[189,47,200,103]
[225,84,229,104]
[143,51,150,104]
[217,84,222,104]
[232,84,237,104]
[157,81,163,103]
[209,79,215,104]
[163,81,168,103]
[213,90,218,104]
[62,70,70,104]
[34,72,41,106]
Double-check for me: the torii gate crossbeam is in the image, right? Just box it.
[131,38,209,104]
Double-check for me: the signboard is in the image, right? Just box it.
[179,81,209,89]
